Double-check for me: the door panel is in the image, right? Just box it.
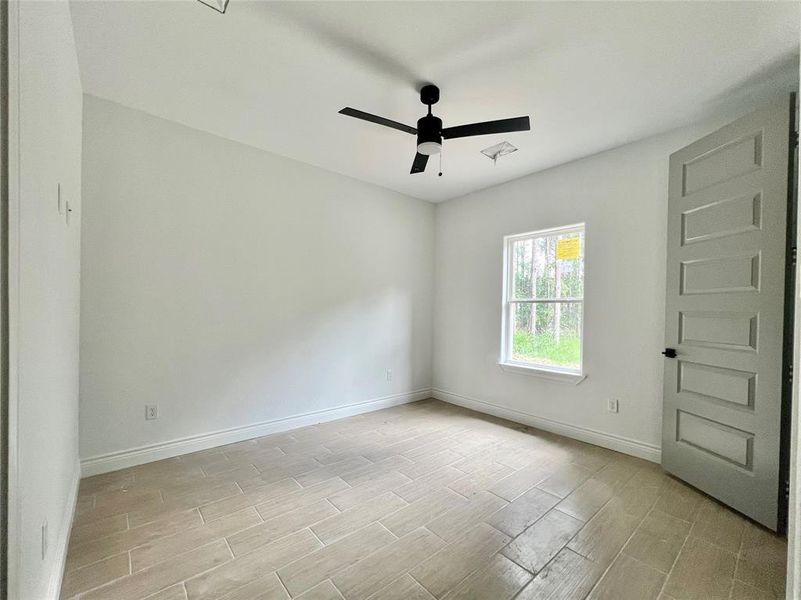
[663,97,792,530]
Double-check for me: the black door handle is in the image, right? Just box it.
[662,348,677,358]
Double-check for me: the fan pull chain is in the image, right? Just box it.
[438,151,443,177]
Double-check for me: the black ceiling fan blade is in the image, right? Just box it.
[339,107,417,135]
[410,152,428,174]
[442,116,530,140]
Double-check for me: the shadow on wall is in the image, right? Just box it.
[85,287,419,457]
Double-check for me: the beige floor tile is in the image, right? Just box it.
[78,471,137,497]
[365,574,434,600]
[182,464,260,489]
[279,522,397,595]
[536,463,593,498]
[730,580,778,600]
[441,553,531,600]
[736,522,787,597]
[216,572,289,600]
[295,581,345,600]
[426,490,508,542]
[490,461,561,502]
[447,462,514,499]
[327,471,410,510]
[502,509,583,574]
[312,492,407,544]
[556,478,614,522]
[340,455,415,486]
[132,507,262,570]
[129,481,242,527]
[249,455,322,481]
[185,530,321,600]
[622,509,691,573]
[295,456,372,488]
[568,446,616,473]
[83,540,232,600]
[60,552,130,598]
[411,523,510,598]
[588,553,665,600]
[74,487,161,525]
[61,401,788,600]
[69,513,128,546]
[363,431,442,462]
[227,500,337,556]
[398,450,463,479]
[332,528,445,600]
[255,477,350,521]
[66,509,202,572]
[663,535,736,599]
[394,466,466,503]
[614,478,663,519]
[490,445,543,470]
[485,487,560,537]
[691,499,746,554]
[404,436,463,460]
[380,488,468,537]
[593,459,638,492]
[515,548,603,600]
[566,498,641,566]
[653,479,704,522]
[142,583,188,600]
[192,478,300,523]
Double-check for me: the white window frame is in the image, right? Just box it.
[499,223,587,384]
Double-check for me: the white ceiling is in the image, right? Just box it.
[70,1,799,202]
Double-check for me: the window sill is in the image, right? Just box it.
[497,362,587,385]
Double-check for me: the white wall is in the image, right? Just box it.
[79,96,434,467]
[8,1,83,598]
[432,116,752,460]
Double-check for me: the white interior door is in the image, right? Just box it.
[662,96,793,530]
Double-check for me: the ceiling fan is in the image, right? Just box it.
[339,85,531,175]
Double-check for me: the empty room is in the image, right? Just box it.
[2,1,801,599]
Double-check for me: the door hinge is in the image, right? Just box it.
[789,364,794,384]
[792,247,798,267]
[793,131,799,148]
[786,479,791,500]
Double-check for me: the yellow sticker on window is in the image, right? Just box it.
[556,237,580,260]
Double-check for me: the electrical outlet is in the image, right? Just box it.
[145,404,159,420]
[41,520,48,560]
[386,369,392,382]
[607,398,619,413]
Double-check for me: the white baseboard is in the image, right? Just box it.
[47,460,81,600]
[81,389,432,476]
[432,387,661,463]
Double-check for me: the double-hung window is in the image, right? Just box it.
[501,223,585,377]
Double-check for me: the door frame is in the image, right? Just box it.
[779,94,798,536]
[0,0,7,597]
[3,2,18,598]
[787,85,801,600]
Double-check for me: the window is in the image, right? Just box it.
[501,224,585,378]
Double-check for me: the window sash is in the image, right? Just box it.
[501,223,585,374]
[508,298,583,304]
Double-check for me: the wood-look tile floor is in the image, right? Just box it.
[62,400,788,600]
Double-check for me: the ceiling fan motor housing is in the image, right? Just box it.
[417,115,442,155]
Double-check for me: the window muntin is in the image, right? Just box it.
[502,224,585,374]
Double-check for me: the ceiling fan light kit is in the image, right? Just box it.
[339,84,530,175]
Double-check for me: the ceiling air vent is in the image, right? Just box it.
[197,0,230,14]
[481,141,517,165]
